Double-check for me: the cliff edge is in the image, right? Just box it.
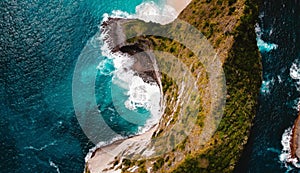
[85,0,262,172]
[291,112,300,160]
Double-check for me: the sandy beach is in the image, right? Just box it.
[85,0,192,172]
[86,126,157,173]
[166,0,192,13]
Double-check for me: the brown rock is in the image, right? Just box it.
[290,111,300,160]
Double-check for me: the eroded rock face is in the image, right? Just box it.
[101,17,160,85]
[86,0,263,171]
[291,112,300,161]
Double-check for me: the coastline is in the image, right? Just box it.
[84,1,191,172]
[85,0,262,172]
[86,125,157,173]
[166,0,191,14]
[291,112,300,160]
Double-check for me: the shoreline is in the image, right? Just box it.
[86,125,158,173]
[86,17,162,173]
[166,0,191,14]
[85,1,192,172]
[290,111,300,161]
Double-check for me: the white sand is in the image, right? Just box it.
[87,126,157,173]
[166,0,192,14]
[86,1,192,172]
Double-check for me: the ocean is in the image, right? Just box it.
[236,0,300,172]
[2,0,300,172]
[0,0,167,172]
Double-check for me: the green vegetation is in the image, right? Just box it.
[84,166,91,173]
[122,159,132,166]
[108,0,261,172]
[137,160,147,173]
[228,0,237,6]
[153,157,165,171]
[171,0,261,172]
[228,7,236,15]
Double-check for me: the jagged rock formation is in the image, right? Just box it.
[85,0,262,172]
[291,112,300,160]
[102,18,160,85]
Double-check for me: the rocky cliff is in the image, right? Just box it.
[85,0,262,172]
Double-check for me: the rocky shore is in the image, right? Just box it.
[102,18,160,85]
[85,0,262,172]
[290,112,300,161]
[85,17,164,173]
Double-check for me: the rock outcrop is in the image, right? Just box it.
[291,112,300,160]
[102,18,160,85]
[85,0,262,172]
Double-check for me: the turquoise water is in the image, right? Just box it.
[7,0,300,172]
[0,0,164,172]
[94,57,152,136]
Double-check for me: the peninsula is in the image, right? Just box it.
[85,0,262,172]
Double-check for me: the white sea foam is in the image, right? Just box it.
[24,141,57,151]
[84,135,125,162]
[287,61,300,169]
[49,160,61,173]
[87,0,180,160]
[290,62,300,80]
[279,127,300,169]
[135,1,178,24]
[99,26,162,131]
[124,75,161,122]
[278,75,283,83]
[289,60,300,111]
[102,1,179,25]
[292,98,300,111]
[290,60,300,111]
[280,128,292,163]
[260,78,274,94]
[98,1,165,133]
[255,23,278,53]
[96,58,114,75]
[126,0,180,129]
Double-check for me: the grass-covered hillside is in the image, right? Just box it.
[120,0,262,172]
[86,0,262,172]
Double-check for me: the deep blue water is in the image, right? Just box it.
[236,0,300,172]
[0,0,146,172]
[2,0,300,172]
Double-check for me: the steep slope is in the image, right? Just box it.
[171,0,262,172]
[85,0,262,172]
